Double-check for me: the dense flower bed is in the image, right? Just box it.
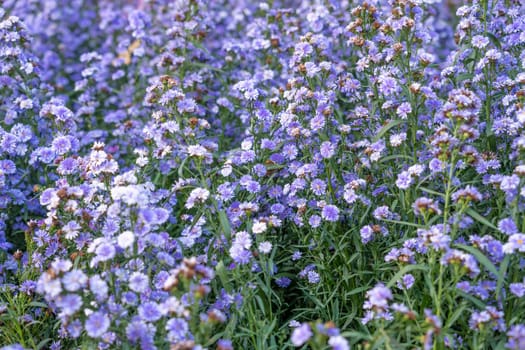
[1,0,525,349]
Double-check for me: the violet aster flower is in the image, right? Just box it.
[506,324,525,350]
[138,301,162,322]
[85,311,110,338]
[62,270,88,292]
[291,323,312,347]
[320,141,336,159]
[328,335,350,350]
[56,294,82,316]
[166,318,189,343]
[275,277,291,288]
[510,283,525,297]
[322,205,339,222]
[128,272,149,293]
[498,218,518,235]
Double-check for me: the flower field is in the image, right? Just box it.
[1,0,525,349]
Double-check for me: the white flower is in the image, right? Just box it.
[258,241,272,254]
[117,231,135,249]
[187,145,208,157]
[252,220,267,234]
[185,188,210,209]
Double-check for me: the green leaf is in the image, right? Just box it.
[379,154,413,163]
[36,339,52,350]
[457,290,486,309]
[373,119,406,142]
[418,187,444,197]
[465,208,498,231]
[496,255,509,300]
[215,261,232,293]
[444,303,468,329]
[382,218,426,229]
[177,156,190,179]
[218,209,232,241]
[28,301,48,309]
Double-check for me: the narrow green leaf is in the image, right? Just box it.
[373,119,406,142]
[445,303,468,329]
[465,208,498,231]
[457,290,486,309]
[215,261,232,293]
[28,301,48,309]
[36,339,52,350]
[496,255,510,300]
[218,210,231,241]
[418,187,445,197]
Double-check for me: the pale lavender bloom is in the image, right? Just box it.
[499,218,518,235]
[503,234,525,254]
[166,318,189,343]
[56,294,82,316]
[472,35,489,48]
[85,311,110,338]
[328,335,350,350]
[128,272,149,293]
[506,324,525,349]
[62,270,88,292]
[322,205,339,222]
[138,302,162,322]
[320,141,336,159]
[396,102,412,119]
[396,171,412,189]
[309,215,321,228]
[258,241,272,254]
[90,275,108,301]
[95,243,116,262]
[307,271,320,284]
[510,283,525,297]
[397,274,415,290]
[291,323,312,346]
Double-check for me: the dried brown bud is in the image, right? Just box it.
[13,250,23,261]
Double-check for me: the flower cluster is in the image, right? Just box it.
[2,0,525,349]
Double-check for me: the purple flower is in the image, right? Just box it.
[62,270,88,292]
[89,275,108,301]
[95,243,116,262]
[328,335,350,350]
[166,318,189,343]
[56,294,82,316]
[320,141,336,159]
[310,179,327,196]
[85,311,110,338]
[506,324,525,350]
[126,320,149,343]
[499,218,518,235]
[321,205,339,222]
[396,171,412,190]
[128,272,149,293]
[397,274,415,290]
[364,283,392,312]
[396,102,412,119]
[138,302,162,322]
[510,283,525,297]
[275,277,291,288]
[309,215,321,228]
[291,323,312,347]
[307,271,320,284]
